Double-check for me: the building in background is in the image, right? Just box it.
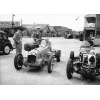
[21,23,75,38]
[22,24,50,37]
[0,21,21,37]
[83,14,100,45]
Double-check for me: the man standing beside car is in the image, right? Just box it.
[13,29,22,54]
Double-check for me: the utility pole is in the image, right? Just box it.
[21,19,22,27]
[12,14,15,35]
[20,19,22,31]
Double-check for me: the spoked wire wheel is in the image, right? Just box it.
[4,45,10,55]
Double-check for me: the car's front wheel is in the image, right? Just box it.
[4,45,10,55]
[48,55,54,73]
[70,51,74,60]
[14,54,23,70]
[66,59,73,79]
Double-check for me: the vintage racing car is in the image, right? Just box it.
[14,39,61,73]
[66,38,100,79]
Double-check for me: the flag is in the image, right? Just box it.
[75,16,79,20]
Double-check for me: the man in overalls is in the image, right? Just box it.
[13,29,22,54]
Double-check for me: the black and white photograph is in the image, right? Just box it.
[1,14,100,85]
[0,0,100,100]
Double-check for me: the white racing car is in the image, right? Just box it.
[14,39,61,73]
[66,38,100,79]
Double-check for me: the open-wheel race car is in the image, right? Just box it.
[14,39,61,73]
[66,38,100,79]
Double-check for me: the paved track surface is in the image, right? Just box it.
[0,37,100,85]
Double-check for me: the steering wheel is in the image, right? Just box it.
[85,37,91,41]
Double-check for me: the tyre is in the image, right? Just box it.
[70,51,74,60]
[56,50,61,62]
[57,57,60,62]
[66,59,73,79]
[96,53,100,67]
[4,45,10,55]
[48,55,54,73]
[14,54,23,70]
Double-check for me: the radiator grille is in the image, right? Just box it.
[27,55,36,63]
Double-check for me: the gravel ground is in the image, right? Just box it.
[0,37,100,85]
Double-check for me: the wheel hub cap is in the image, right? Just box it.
[5,46,10,53]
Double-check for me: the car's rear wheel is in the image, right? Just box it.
[70,51,74,60]
[48,55,54,73]
[66,59,73,79]
[14,54,23,70]
[57,57,60,62]
[56,50,61,62]
[4,45,10,55]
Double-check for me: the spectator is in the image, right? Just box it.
[13,29,22,54]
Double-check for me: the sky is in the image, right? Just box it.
[0,14,86,31]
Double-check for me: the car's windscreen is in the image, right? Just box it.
[40,40,47,47]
